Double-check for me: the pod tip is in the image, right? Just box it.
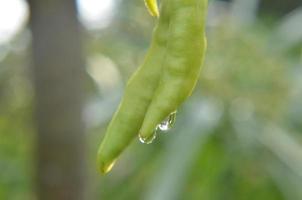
[98,159,117,174]
[144,0,160,17]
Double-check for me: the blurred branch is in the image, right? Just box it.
[28,0,87,199]
[234,119,302,178]
[231,0,259,25]
[275,7,302,50]
[259,125,302,178]
[267,160,302,200]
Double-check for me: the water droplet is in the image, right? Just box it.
[100,159,116,174]
[138,111,177,144]
[139,131,157,144]
[158,111,177,131]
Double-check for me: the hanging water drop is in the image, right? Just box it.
[138,111,177,144]
[139,131,157,144]
[158,111,177,131]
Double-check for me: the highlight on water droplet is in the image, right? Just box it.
[157,111,177,131]
[100,159,116,174]
[139,131,157,144]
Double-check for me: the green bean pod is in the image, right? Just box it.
[97,2,171,174]
[139,0,208,141]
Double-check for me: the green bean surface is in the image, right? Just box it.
[97,0,207,174]
[97,1,172,174]
[140,0,207,141]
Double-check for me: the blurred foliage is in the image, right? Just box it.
[0,30,34,200]
[0,0,302,200]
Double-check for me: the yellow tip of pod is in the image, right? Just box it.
[144,0,159,17]
[99,159,116,174]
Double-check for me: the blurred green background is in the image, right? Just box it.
[0,0,302,199]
